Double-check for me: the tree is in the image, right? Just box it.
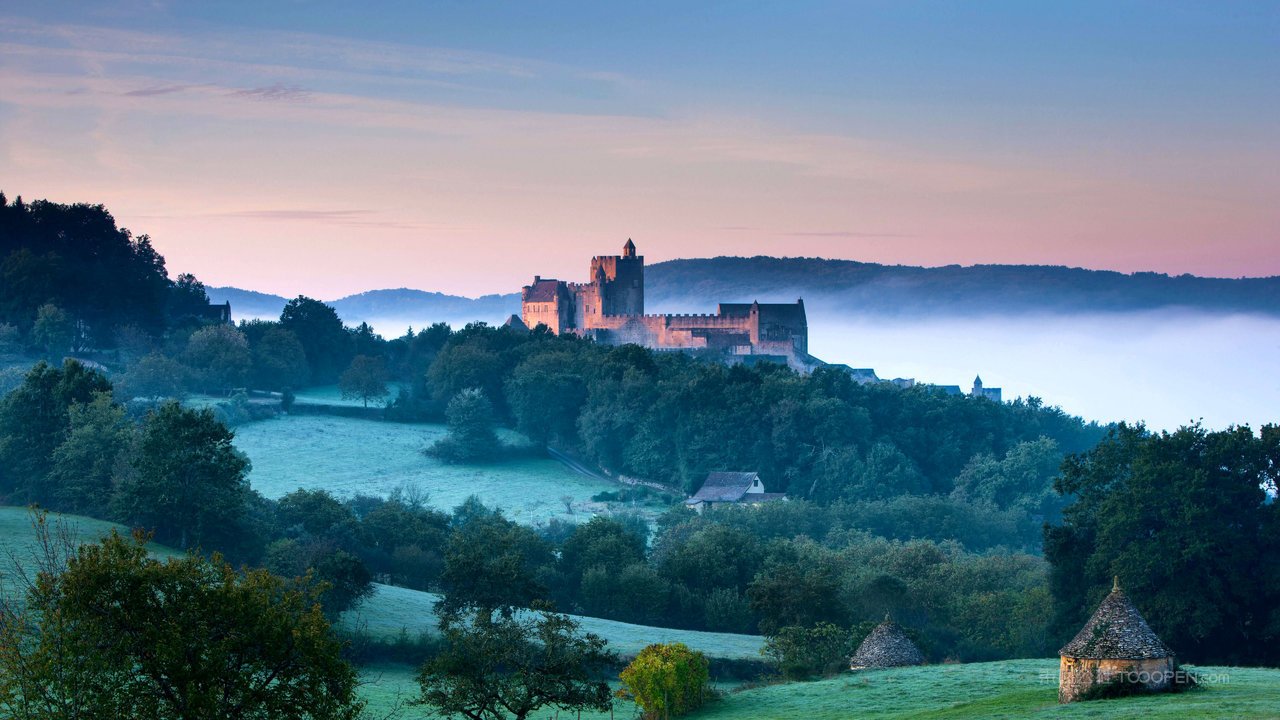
[184,324,251,394]
[339,355,388,408]
[438,514,554,616]
[0,359,112,502]
[31,303,74,357]
[415,606,614,720]
[0,198,171,345]
[313,550,375,616]
[0,524,363,720]
[47,392,132,515]
[505,350,587,445]
[428,388,501,463]
[1044,423,1280,665]
[280,297,351,384]
[762,623,859,680]
[278,489,356,536]
[617,642,712,720]
[0,322,20,354]
[747,549,846,635]
[251,326,310,390]
[115,351,187,401]
[559,516,647,589]
[167,272,211,324]
[112,402,251,551]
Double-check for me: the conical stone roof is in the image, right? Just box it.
[849,619,924,669]
[1059,580,1172,659]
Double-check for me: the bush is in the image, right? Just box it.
[619,643,713,719]
[427,388,502,463]
[762,623,859,680]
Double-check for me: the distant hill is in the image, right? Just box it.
[206,287,521,327]
[645,257,1280,317]
[206,286,292,319]
[330,288,517,326]
[210,258,1280,328]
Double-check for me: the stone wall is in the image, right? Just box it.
[1058,656,1175,703]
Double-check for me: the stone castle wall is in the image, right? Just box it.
[520,243,810,370]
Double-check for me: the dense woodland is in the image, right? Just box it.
[2,194,1279,718]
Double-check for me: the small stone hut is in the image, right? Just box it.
[1058,578,1175,703]
[849,617,924,670]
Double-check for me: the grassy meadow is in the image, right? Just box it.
[291,383,406,408]
[0,506,179,596]
[356,659,1280,720]
[343,582,766,661]
[232,413,653,524]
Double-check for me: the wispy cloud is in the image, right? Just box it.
[229,84,309,102]
[123,83,193,97]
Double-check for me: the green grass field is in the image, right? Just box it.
[357,660,1280,720]
[291,383,407,409]
[694,660,1280,720]
[343,583,766,661]
[0,506,179,596]
[233,414,653,524]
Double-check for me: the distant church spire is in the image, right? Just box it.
[623,238,636,258]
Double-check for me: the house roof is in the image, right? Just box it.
[715,302,807,328]
[685,471,761,504]
[1059,581,1173,659]
[524,279,563,303]
[850,619,925,669]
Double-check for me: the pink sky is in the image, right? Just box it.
[2,13,1277,298]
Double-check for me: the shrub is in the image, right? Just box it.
[618,642,713,719]
[762,623,859,680]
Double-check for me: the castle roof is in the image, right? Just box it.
[503,314,529,332]
[686,471,762,504]
[1059,581,1173,660]
[850,619,925,669]
[524,279,563,303]
[717,301,807,327]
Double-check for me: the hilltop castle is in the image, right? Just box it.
[520,240,814,370]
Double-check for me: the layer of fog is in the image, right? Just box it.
[809,310,1279,432]
[319,307,1279,432]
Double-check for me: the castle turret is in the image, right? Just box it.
[589,239,644,316]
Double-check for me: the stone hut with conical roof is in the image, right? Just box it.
[1058,578,1175,703]
[849,617,924,670]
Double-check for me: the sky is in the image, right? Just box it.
[1,1,1277,298]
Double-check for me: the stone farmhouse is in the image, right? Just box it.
[684,471,786,513]
[520,240,815,371]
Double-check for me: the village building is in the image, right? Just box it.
[521,240,815,371]
[198,301,233,325]
[684,471,786,513]
[849,617,925,670]
[1058,577,1176,703]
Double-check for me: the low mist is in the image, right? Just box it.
[351,305,1278,432]
[809,310,1279,431]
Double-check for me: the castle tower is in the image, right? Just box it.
[588,239,644,317]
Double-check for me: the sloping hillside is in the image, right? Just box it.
[342,582,765,661]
